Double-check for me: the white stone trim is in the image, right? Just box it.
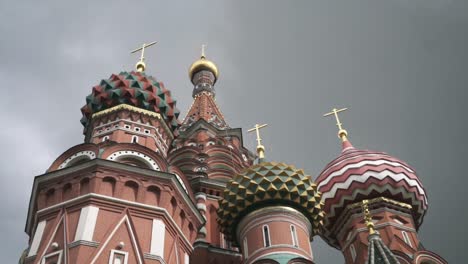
[35,194,195,247]
[28,220,46,257]
[195,193,206,201]
[150,219,165,257]
[184,253,189,264]
[197,203,207,211]
[174,173,188,194]
[74,206,99,242]
[350,244,357,262]
[91,215,143,264]
[58,151,96,169]
[38,215,64,262]
[41,250,63,264]
[107,150,160,171]
[248,250,312,264]
[109,249,128,264]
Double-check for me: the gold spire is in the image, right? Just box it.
[248,123,268,160]
[130,41,157,72]
[323,107,349,142]
[362,199,376,235]
[201,44,206,58]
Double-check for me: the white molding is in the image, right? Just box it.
[248,250,312,264]
[109,249,128,264]
[91,215,143,264]
[107,150,160,171]
[74,206,99,242]
[38,215,64,262]
[150,219,165,257]
[28,220,46,257]
[58,151,96,169]
[41,250,63,264]
[36,193,193,248]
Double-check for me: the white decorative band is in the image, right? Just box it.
[319,159,415,189]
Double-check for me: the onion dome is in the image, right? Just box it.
[316,142,428,247]
[217,161,323,244]
[80,71,180,131]
[188,47,219,85]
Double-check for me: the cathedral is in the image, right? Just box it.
[20,43,447,264]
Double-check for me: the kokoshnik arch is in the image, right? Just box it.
[19,43,447,264]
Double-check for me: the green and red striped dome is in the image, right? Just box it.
[80,71,180,130]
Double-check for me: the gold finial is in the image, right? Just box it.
[323,107,349,142]
[248,124,268,160]
[201,44,206,59]
[362,200,376,235]
[130,41,157,72]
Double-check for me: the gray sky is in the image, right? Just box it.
[1,0,466,263]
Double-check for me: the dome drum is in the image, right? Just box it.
[217,162,323,245]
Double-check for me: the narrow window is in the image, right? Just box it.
[110,250,128,264]
[290,225,298,247]
[402,231,412,247]
[131,135,138,143]
[263,225,271,247]
[243,237,249,258]
[350,244,356,262]
[102,136,109,142]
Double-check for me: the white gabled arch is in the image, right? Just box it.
[107,150,160,171]
[58,151,96,169]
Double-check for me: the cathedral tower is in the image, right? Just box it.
[217,127,323,264]
[168,46,255,263]
[316,108,447,264]
[22,43,204,264]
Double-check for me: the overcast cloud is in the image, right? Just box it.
[0,0,467,263]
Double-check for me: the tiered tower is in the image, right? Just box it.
[316,108,447,264]
[217,126,323,264]
[22,43,205,264]
[168,46,255,263]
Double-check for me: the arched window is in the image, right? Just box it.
[263,225,271,247]
[131,135,138,143]
[101,177,116,197]
[102,136,109,142]
[170,197,178,216]
[402,231,412,247]
[290,225,299,247]
[45,188,55,207]
[80,178,90,195]
[122,181,138,202]
[62,183,72,200]
[180,210,186,228]
[350,244,357,262]
[243,237,249,258]
[146,186,161,206]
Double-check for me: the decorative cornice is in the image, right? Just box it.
[68,240,100,249]
[25,159,204,234]
[92,104,162,119]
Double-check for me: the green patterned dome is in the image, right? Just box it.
[217,161,324,243]
[81,71,180,131]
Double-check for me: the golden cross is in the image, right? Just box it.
[323,107,349,141]
[130,41,157,72]
[248,124,268,159]
[362,200,376,235]
[201,44,206,58]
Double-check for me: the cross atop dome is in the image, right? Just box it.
[130,41,157,72]
[248,123,268,161]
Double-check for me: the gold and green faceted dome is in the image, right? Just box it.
[217,161,324,243]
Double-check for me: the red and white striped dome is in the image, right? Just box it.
[316,140,428,246]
